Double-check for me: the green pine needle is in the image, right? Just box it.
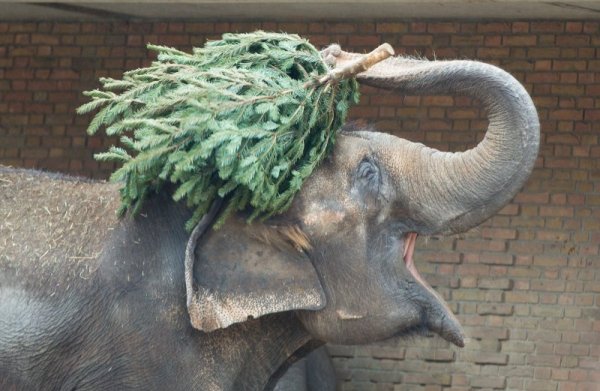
[78,31,360,229]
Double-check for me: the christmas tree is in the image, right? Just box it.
[78,31,391,230]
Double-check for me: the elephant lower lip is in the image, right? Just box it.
[403,232,465,347]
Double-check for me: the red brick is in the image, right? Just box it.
[465,351,509,365]
[533,255,568,267]
[549,109,584,121]
[456,239,506,252]
[478,278,513,290]
[514,192,549,204]
[536,230,569,241]
[369,346,404,360]
[481,228,517,240]
[477,47,509,58]
[566,22,583,33]
[583,21,599,33]
[480,253,514,266]
[415,348,456,362]
[477,22,511,33]
[276,22,307,34]
[401,34,433,46]
[421,252,461,264]
[478,303,513,316]
[540,206,574,217]
[451,35,484,46]
[556,35,589,47]
[468,326,509,340]
[470,376,506,389]
[531,22,564,33]
[325,23,356,34]
[347,35,380,47]
[409,22,427,33]
[422,96,454,106]
[503,34,537,46]
[375,22,408,33]
[506,291,540,306]
[426,23,457,33]
[497,203,520,216]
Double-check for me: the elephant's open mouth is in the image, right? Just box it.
[403,233,465,347]
[403,233,429,289]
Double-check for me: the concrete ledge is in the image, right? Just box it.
[1,1,600,21]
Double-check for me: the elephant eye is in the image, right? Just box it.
[356,158,381,194]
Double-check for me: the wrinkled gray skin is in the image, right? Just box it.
[0,48,539,390]
[273,347,336,391]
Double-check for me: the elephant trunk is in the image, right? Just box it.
[357,58,540,234]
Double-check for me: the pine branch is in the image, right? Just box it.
[78,31,364,230]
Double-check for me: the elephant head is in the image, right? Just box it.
[189,48,540,349]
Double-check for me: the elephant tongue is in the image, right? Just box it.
[403,233,465,347]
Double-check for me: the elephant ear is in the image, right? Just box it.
[188,218,325,332]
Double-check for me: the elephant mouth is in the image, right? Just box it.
[403,233,429,288]
[403,233,465,347]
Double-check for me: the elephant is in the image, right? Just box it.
[0,45,539,390]
[273,347,336,391]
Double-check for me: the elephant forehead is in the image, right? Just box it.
[347,132,412,172]
[302,134,370,193]
[294,135,372,233]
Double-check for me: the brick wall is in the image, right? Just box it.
[1,20,599,390]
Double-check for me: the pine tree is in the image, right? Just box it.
[78,31,386,230]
